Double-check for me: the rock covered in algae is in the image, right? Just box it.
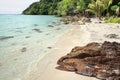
[56,41,120,80]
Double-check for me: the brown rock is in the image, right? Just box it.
[56,41,120,80]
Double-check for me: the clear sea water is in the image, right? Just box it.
[0,14,70,80]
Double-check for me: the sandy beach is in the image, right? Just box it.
[22,19,120,80]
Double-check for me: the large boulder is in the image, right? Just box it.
[56,41,120,80]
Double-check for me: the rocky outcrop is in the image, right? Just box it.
[56,41,120,80]
[61,16,91,24]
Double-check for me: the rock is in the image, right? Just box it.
[60,16,80,24]
[56,28,61,30]
[96,72,110,80]
[21,47,27,52]
[78,21,85,25]
[81,17,91,23]
[25,36,30,38]
[60,16,91,24]
[48,25,54,27]
[63,21,69,24]
[56,65,76,71]
[107,76,120,80]
[76,68,94,77]
[46,33,50,35]
[104,34,119,39]
[56,41,120,79]
[16,30,23,33]
[11,43,15,45]
[0,36,14,41]
[52,22,56,24]
[47,47,52,49]
[117,26,120,28]
[113,69,120,75]
[32,29,42,33]
[33,24,39,27]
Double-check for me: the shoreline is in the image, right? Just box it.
[22,24,94,80]
[0,15,70,80]
[22,20,120,80]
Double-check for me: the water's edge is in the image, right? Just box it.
[0,15,70,80]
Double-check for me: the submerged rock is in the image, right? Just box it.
[0,36,14,41]
[56,41,120,80]
[47,47,52,49]
[33,24,39,27]
[25,36,31,38]
[21,47,27,52]
[56,28,61,30]
[48,25,54,27]
[32,29,42,33]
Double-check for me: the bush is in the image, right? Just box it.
[111,5,119,11]
[104,16,120,23]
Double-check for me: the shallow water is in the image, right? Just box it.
[0,14,70,80]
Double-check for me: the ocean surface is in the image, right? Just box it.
[0,14,70,80]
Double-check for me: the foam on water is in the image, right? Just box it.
[0,14,70,80]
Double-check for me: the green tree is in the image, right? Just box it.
[86,0,112,18]
[57,0,77,16]
[75,0,86,15]
[102,0,113,16]
[23,0,61,15]
[57,0,91,16]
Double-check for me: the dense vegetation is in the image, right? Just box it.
[23,0,120,19]
[23,0,62,15]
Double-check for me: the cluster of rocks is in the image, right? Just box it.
[104,34,120,39]
[56,41,120,80]
[60,16,91,24]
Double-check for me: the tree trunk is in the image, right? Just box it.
[116,7,120,16]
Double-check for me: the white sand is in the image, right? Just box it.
[22,21,120,80]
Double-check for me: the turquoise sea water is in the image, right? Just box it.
[0,15,69,80]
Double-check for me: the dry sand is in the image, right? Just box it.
[22,20,120,80]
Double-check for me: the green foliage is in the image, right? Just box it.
[86,0,98,15]
[104,16,120,23]
[57,0,77,15]
[23,0,61,15]
[111,5,119,11]
[23,2,39,15]
[23,0,120,18]
[76,0,86,13]
[58,0,74,15]
[86,0,113,17]
[23,0,91,16]
[57,0,92,15]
